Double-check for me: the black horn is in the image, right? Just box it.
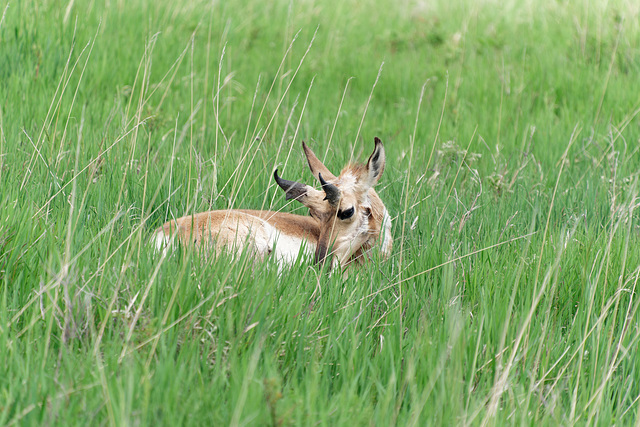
[319,173,341,206]
[274,169,307,201]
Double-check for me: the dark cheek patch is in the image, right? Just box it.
[337,206,355,220]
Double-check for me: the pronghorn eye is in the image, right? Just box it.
[337,207,355,220]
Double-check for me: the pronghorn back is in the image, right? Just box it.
[154,137,392,269]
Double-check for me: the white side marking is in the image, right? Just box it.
[153,212,315,269]
[272,232,315,265]
[153,230,174,257]
[242,213,314,268]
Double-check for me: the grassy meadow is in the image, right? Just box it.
[1,0,640,424]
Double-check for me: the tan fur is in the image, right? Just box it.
[154,138,392,269]
[155,210,319,262]
[159,210,319,244]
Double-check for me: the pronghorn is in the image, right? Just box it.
[153,137,392,269]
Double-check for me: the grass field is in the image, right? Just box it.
[1,0,640,424]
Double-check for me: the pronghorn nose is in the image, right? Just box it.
[318,173,340,206]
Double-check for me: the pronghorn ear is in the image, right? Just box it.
[362,137,385,188]
[302,141,337,181]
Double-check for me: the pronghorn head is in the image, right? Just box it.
[274,137,390,268]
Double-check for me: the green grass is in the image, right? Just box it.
[1,0,640,424]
